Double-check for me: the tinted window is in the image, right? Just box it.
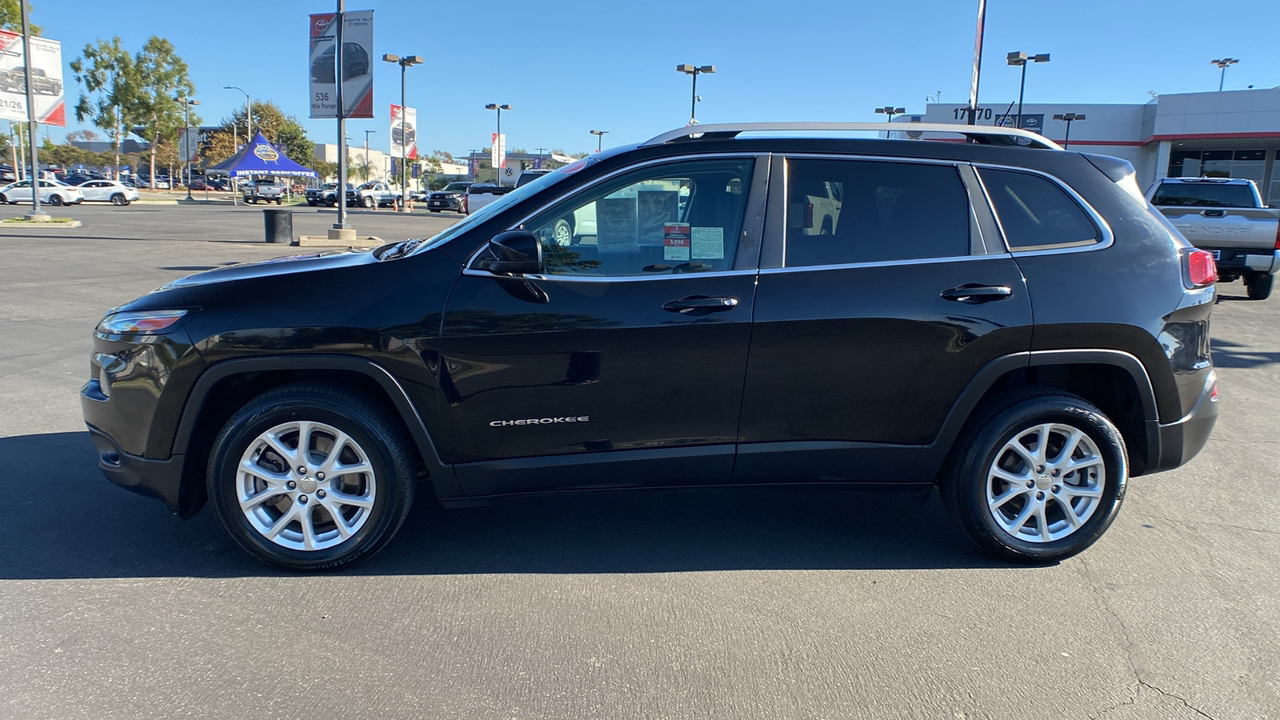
[523,158,753,277]
[784,159,970,267]
[1151,182,1257,208]
[979,168,1099,249]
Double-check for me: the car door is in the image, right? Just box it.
[735,155,1033,485]
[438,155,769,496]
[80,181,107,202]
[5,180,31,202]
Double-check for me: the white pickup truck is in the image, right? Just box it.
[244,178,287,205]
[346,181,402,209]
[1147,177,1280,300]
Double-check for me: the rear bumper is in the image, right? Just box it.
[1211,248,1279,275]
[86,423,186,515]
[1149,372,1219,473]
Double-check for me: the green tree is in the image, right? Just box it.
[133,36,195,190]
[0,0,39,34]
[312,160,338,183]
[220,101,313,169]
[69,37,136,175]
[349,158,371,182]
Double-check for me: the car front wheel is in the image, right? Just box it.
[941,389,1127,563]
[207,384,417,572]
[363,196,374,208]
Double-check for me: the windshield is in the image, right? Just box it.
[443,183,470,192]
[407,164,583,256]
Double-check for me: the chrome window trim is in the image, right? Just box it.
[760,252,995,276]
[459,267,759,283]
[775,153,974,268]
[463,152,766,273]
[971,162,1115,256]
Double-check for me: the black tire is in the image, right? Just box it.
[206,383,417,572]
[1245,272,1274,301]
[276,198,283,205]
[110,193,126,206]
[0,194,7,204]
[941,389,1128,563]
[49,194,64,206]
[551,217,574,246]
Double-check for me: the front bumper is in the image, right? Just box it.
[1149,372,1219,473]
[86,423,186,515]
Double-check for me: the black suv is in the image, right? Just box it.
[82,122,1219,571]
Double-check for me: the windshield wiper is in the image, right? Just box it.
[379,237,425,261]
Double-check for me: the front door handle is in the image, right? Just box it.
[663,295,739,315]
[940,284,1013,303]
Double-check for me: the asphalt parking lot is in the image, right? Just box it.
[1,203,1276,719]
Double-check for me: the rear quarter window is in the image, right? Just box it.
[978,168,1100,250]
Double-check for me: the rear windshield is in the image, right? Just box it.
[1152,182,1257,208]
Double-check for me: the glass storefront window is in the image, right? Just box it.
[1169,148,1268,185]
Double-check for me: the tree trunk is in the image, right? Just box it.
[149,131,158,191]
[112,112,121,179]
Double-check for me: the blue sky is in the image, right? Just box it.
[39,0,1280,157]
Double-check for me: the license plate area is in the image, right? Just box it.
[1211,250,1221,260]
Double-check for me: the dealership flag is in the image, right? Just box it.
[0,31,65,125]
[308,10,374,119]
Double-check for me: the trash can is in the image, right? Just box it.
[263,208,293,244]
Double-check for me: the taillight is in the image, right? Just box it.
[1274,221,1279,250]
[1186,250,1218,288]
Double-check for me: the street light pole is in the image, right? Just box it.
[1211,58,1238,91]
[223,86,251,143]
[383,54,422,208]
[676,64,715,124]
[174,96,199,201]
[1053,112,1085,149]
[19,0,42,219]
[1007,51,1050,128]
[590,129,608,153]
[874,106,906,123]
[364,129,375,178]
[485,103,511,185]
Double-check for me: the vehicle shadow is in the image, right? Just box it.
[0,431,1006,580]
[1211,339,1280,369]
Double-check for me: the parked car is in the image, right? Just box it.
[347,180,400,208]
[187,180,210,191]
[425,181,472,213]
[0,178,84,206]
[1146,177,1279,300]
[306,182,349,207]
[244,178,287,204]
[81,121,1219,572]
[310,42,370,83]
[77,180,139,206]
[463,182,514,214]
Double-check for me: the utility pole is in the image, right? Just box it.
[332,0,350,238]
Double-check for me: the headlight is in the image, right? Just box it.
[97,310,189,335]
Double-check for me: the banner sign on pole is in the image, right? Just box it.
[308,10,374,119]
[390,104,418,159]
[0,31,65,125]
[490,132,505,170]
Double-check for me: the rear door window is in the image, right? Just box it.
[784,158,971,267]
[978,168,1099,250]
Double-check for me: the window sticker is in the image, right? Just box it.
[597,197,638,253]
[664,223,691,261]
[637,190,679,246]
[691,227,725,259]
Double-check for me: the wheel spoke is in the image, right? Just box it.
[331,461,373,479]
[1057,428,1086,464]
[263,432,297,467]
[320,499,353,540]
[989,485,1028,509]
[240,487,286,512]
[299,504,318,550]
[1006,501,1036,535]
[1031,424,1052,465]
[1008,440,1038,468]
[1034,503,1051,541]
[264,504,300,540]
[1054,496,1084,529]
[296,421,315,466]
[316,430,352,475]
[326,489,374,509]
[241,458,290,485]
[1060,483,1103,499]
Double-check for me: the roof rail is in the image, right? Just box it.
[642,122,1064,151]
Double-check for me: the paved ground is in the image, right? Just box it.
[0,204,1276,719]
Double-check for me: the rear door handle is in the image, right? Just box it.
[663,295,739,315]
[940,284,1012,303]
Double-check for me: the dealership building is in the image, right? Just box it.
[897,86,1280,206]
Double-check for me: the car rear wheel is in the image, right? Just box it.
[110,193,126,206]
[49,194,64,206]
[207,384,417,572]
[941,389,1127,563]
[1245,272,1274,301]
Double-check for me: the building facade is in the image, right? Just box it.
[900,87,1280,205]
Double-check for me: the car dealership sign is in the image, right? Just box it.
[308,10,374,119]
[0,30,65,126]
[389,104,417,159]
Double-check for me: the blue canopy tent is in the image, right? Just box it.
[208,132,318,180]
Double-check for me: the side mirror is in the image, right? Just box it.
[484,230,543,275]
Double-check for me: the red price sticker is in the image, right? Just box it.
[664,223,691,261]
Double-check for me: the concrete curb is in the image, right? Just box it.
[1,219,83,228]
[296,234,383,248]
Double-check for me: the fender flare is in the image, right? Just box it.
[926,349,1160,474]
[172,354,460,496]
